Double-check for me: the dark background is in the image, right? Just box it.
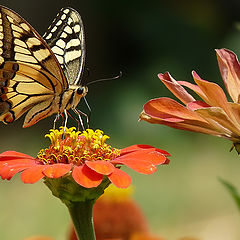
[1,0,240,239]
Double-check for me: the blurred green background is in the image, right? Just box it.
[1,0,240,239]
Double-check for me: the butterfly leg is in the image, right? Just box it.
[53,113,61,129]
[73,108,85,130]
[63,109,68,130]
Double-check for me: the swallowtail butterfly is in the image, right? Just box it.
[0,6,87,128]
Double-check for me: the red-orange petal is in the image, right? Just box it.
[72,165,103,188]
[0,151,34,160]
[115,149,167,165]
[120,144,155,154]
[43,163,72,178]
[21,165,46,183]
[112,153,157,174]
[121,145,171,157]
[0,165,29,180]
[0,159,36,169]
[85,160,115,175]
[108,168,132,188]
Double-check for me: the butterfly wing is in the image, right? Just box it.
[43,7,86,86]
[0,6,68,127]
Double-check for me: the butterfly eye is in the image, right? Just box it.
[77,87,84,95]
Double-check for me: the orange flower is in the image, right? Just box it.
[140,48,240,150]
[0,127,170,189]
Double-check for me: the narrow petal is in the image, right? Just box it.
[187,100,211,111]
[142,97,206,122]
[108,168,132,188]
[43,163,72,178]
[85,160,115,175]
[158,72,195,104]
[72,165,103,188]
[192,71,230,110]
[195,107,240,138]
[216,48,240,103]
[141,107,225,137]
[21,165,46,183]
[178,80,207,100]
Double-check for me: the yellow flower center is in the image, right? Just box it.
[37,127,120,165]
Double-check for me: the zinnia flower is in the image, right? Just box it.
[0,127,170,189]
[139,48,240,151]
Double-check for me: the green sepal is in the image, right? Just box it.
[44,174,111,205]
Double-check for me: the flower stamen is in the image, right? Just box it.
[37,127,120,166]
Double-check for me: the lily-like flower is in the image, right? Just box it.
[0,127,170,189]
[140,48,240,151]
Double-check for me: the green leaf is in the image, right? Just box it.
[219,177,240,211]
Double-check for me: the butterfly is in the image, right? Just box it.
[0,6,88,128]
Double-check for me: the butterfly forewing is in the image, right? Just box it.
[0,6,69,127]
[0,6,67,88]
[43,7,86,86]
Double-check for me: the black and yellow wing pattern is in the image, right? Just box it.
[43,7,86,86]
[0,6,87,128]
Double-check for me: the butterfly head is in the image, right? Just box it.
[76,86,88,96]
[71,85,88,108]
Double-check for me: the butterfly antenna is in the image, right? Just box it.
[86,71,122,86]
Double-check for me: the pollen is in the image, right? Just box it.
[37,127,120,165]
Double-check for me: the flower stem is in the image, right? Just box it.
[67,200,96,240]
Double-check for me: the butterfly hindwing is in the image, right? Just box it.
[0,61,64,126]
[43,7,86,86]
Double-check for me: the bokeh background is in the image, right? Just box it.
[1,0,240,239]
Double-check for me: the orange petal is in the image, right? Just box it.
[178,79,207,100]
[108,168,132,188]
[112,151,161,174]
[216,48,240,103]
[143,97,206,122]
[195,107,240,139]
[85,160,115,175]
[0,159,36,168]
[187,100,210,110]
[21,165,46,183]
[0,151,35,160]
[192,71,230,110]
[158,72,195,104]
[43,163,72,178]
[141,111,226,137]
[72,165,103,188]
[121,145,171,157]
[0,165,29,180]
[114,149,167,166]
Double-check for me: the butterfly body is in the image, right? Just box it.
[0,6,87,127]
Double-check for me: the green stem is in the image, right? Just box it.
[67,200,96,240]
